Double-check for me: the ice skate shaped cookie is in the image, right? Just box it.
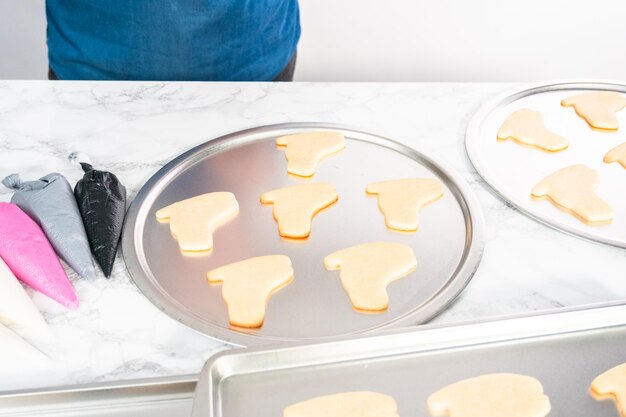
[207,255,293,328]
[427,373,551,417]
[277,131,346,177]
[561,91,626,130]
[366,178,443,232]
[531,164,613,225]
[261,183,338,238]
[496,109,568,152]
[324,242,417,312]
[156,192,239,253]
[604,142,626,168]
[591,362,626,417]
[284,391,399,417]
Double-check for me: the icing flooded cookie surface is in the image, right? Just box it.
[561,91,626,130]
[591,362,626,417]
[261,183,338,238]
[277,131,346,177]
[427,373,551,417]
[531,164,613,225]
[366,178,443,232]
[604,142,626,168]
[156,192,239,253]
[324,242,417,312]
[207,255,293,328]
[284,391,399,417]
[496,109,568,152]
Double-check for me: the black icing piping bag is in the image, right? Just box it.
[2,173,97,281]
[74,162,127,278]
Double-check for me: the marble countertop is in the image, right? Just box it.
[1,80,625,392]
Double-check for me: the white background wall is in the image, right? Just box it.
[1,1,626,81]
[0,1,47,79]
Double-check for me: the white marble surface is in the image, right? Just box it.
[1,81,625,392]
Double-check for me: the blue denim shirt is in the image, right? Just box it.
[46,0,300,81]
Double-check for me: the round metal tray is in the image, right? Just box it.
[122,123,484,347]
[466,80,626,249]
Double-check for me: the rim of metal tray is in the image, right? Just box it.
[122,122,485,347]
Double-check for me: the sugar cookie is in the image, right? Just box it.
[531,164,613,225]
[561,91,626,130]
[427,373,551,417]
[591,362,626,417]
[496,108,569,152]
[276,131,346,177]
[207,255,293,328]
[261,183,338,238]
[604,142,626,168]
[324,242,417,312]
[366,178,443,232]
[156,192,239,252]
[284,391,399,417]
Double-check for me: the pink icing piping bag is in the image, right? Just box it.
[0,203,79,309]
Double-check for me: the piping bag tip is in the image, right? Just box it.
[2,174,22,190]
[68,151,92,168]
[79,162,94,173]
[81,269,99,283]
[99,258,115,279]
[62,297,80,311]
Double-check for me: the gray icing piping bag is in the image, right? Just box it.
[2,173,97,281]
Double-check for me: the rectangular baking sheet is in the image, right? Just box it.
[2,303,624,416]
[0,377,195,417]
[192,302,626,417]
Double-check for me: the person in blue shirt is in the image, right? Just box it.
[46,1,300,81]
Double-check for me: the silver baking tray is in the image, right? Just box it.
[191,302,626,417]
[0,376,196,417]
[122,123,484,347]
[466,80,626,248]
[1,302,624,417]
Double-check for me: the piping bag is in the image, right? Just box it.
[73,160,127,278]
[0,203,79,309]
[0,321,47,363]
[2,173,97,281]
[0,255,50,340]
